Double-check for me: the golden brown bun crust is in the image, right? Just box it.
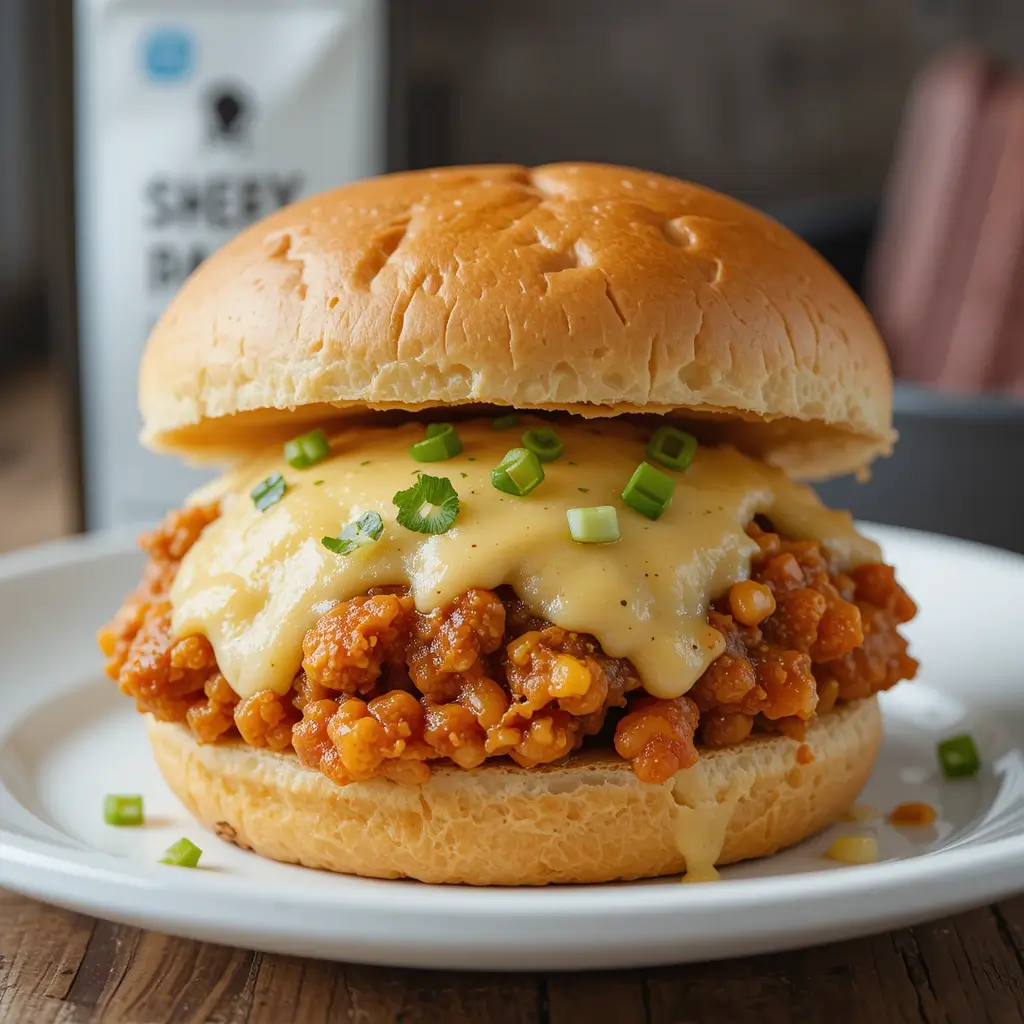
[140,164,893,478]
[147,698,881,886]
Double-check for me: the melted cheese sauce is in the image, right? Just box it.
[171,417,879,701]
[672,762,755,883]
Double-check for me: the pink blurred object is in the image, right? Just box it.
[869,48,1024,395]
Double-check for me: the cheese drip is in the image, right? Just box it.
[171,418,879,701]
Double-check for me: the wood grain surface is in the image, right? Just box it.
[1,369,1022,1024]
[2,891,1023,1024]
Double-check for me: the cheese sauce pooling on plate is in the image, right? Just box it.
[171,418,880,701]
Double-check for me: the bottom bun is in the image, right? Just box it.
[147,697,881,885]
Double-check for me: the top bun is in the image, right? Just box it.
[140,163,894,478]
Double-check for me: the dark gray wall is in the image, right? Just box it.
[817,389,1024,554]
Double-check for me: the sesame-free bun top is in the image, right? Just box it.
[140,163,894,478]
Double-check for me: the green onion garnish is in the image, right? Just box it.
[251,472,286,512]
[392,474,460,534]
[103,794,143,827]
[567,506,620,544]
[284,428,330,469]
[159,837,203,868]
[938,734,981,779]
[491,448,544,496]
[322,510,384,556]
[491,413,520,430]
[646,425,698,472]
[410,423,463,462]
[621,461,675,520]
[521,427,564,463]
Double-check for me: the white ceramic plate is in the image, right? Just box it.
[1,526,1022,971]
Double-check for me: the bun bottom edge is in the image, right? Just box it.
[146,697,882,886]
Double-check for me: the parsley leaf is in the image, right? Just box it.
[392,475,460,535]
[251,473,287,512]
[321,510,384,556]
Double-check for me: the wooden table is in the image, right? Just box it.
[1,369,1023,1024]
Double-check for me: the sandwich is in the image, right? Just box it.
[99,163,918,884]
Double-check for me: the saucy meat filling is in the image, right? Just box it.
[99,506,917,787]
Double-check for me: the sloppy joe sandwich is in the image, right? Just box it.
[100,163,918,885]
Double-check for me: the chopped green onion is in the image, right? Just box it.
[284,428,330,469]
[410,423,463,462]
[491,413,520,430]
[521,427,564,463]
[251,473,286,512]
[159,837,203,868]
[621,461,675,520]
[938,734,981,779]
[322,511,384,556]
[567,506,620,543]
[104,794,143,827]
[491,448,544,496]
[646,425,698,472]
[393,474,460,534]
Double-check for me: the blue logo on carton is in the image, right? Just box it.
[143,28,194,82]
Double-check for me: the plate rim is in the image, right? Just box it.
[2,823,1023,913]
[1,523,1022,966]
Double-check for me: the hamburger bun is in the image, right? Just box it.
[147,698,881,885]
[140,163,894,479]
[119,164,909,888]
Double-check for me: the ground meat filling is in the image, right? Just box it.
[99,507,918,788]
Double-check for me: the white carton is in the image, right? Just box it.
[75,0,385,527]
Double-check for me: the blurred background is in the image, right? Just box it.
[0,0,1021,553]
